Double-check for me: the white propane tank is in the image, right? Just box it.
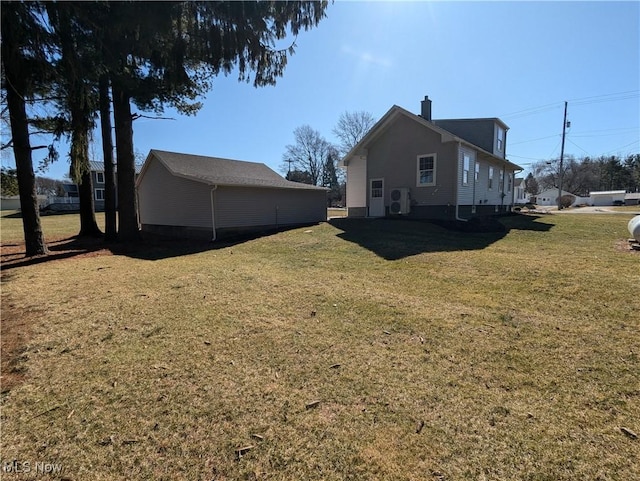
[629,215,640,242]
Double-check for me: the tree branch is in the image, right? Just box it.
[131,113,176,121]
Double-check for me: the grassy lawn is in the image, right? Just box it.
[1,212,639,480]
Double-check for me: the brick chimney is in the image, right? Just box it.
[420,95,432,121]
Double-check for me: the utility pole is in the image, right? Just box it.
[557,101,568,210]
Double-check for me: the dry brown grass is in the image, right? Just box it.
[1,212,639,480]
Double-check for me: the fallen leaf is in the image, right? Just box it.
[620,427,638,439]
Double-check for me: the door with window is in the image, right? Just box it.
[369,178,385,217]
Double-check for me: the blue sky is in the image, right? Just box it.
[5,1,639,180]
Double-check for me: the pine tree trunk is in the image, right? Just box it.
[99,74,117,242]
[112,79,141,242]
[77,169,102,237]
[70,107,102,238]
[1,10,48,257]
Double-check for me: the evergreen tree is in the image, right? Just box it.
[1,2,50,256]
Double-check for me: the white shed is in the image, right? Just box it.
[136,150,328,240]
[589,190,626,206]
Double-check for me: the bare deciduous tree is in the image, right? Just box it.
[332,110,376,156]
[282,125,334,186]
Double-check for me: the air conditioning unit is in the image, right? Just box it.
[389,188,411,215]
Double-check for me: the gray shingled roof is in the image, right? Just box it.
[89,161,142,174]
[148,150,328,191]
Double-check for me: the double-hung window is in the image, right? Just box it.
[417,154,436,186]
[475,162,480,182]
[488,166,494,190]
[496,126,505,153]
[96,171,105,184]
[499,169,504,192]
[462,153,470,186]
[95,189,105,201]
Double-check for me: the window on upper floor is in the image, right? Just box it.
[96,171,105,184]
[417,154,436,186]
[496,126,505,153]
[462,153,470,186]
[488,166,494,190]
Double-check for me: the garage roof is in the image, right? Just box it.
[139,150,328,191]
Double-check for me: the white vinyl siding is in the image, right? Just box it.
[346,155,367,209]
[457,146,476,205]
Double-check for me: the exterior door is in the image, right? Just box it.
[369,178,385,217]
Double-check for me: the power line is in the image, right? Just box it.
[499,90,639,120]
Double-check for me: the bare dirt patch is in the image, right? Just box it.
[0,303,33,394]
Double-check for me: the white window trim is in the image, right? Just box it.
[416,153,437,187]
[496,126,505,153]
[499,169,504,192]
[488,166,494,190]
[475,162,480,183]
[462,153,470,186]
[96,171,105,184]
[95,188,105,201]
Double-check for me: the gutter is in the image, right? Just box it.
[210,185,218,241]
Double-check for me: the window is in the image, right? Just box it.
[371,180,383,198]
[96,171,105,184]
[499,169,504,192]
[417,154,436,186]
[507,173,513,192]
[462,153,470,185]
[488,166,494,190]
[475,162,480,182]
[496,126,505,152]
[95,189,105,201]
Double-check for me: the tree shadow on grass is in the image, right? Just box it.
[0,225,312,269]
[329,214,553,261]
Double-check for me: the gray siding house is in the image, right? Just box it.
[341,96,522,220]
[136,150,328,240]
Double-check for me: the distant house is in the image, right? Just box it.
[514,178,530,204]
[89,161,142,210]
[589,190,626,206]
[340,96,522,220]
[136,150,328,240]
[533,188,577,206]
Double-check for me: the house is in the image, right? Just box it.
[514,178,530,204]
[89,161,142,210]
[340,96,522,220]
[589,190,626,206]
[533,188,577,207]
[136,150,328,240]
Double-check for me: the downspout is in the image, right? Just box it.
[210,185,217,241]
